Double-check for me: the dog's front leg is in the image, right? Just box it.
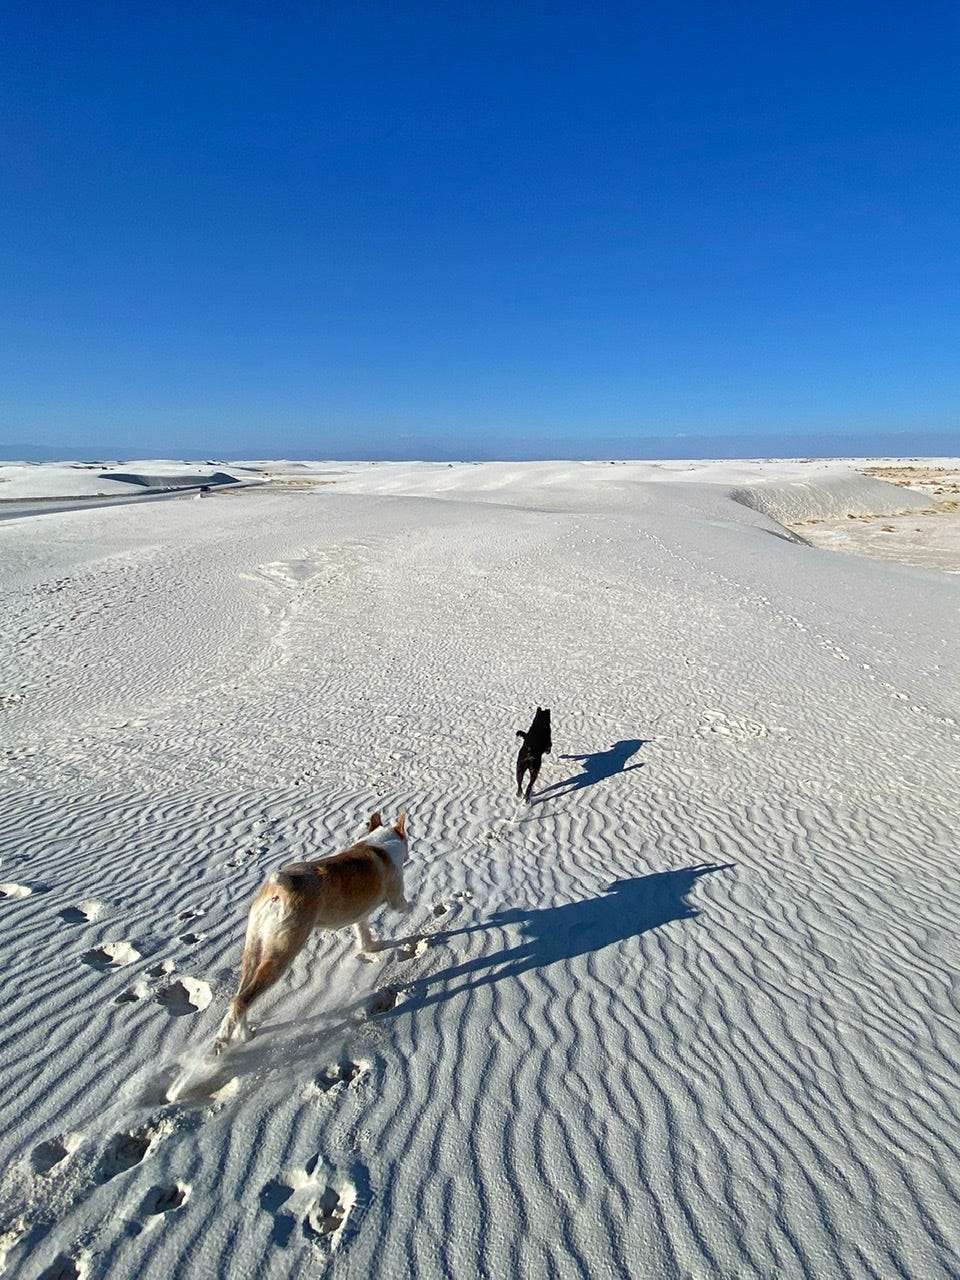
[355,918,378,953]
[386,880,411,914]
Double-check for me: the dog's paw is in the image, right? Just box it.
[397,938,427,961]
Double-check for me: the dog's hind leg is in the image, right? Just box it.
[214,951,290,1051]
[236,935,262,997]
[215,931,310,1050]
[516,756,528,799]
[214,896,311,1052]
[524,759,541,802]
[515,728,529,798]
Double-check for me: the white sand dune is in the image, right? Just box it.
[731,472,931,523]
[0,460,957,1278]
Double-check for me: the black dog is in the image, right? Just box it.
[516,707,552,802]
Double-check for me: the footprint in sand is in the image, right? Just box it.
[147,960,176,978]
[178,907,205,921]
[365,987,400,1016]
[177,932,204,946]
[259,1178,297,1246]
[37,1253,87,1280]
[260,1178,293,1213]
[96,1121,169,1184]
[432,901,449,916]
[227,848,259,867]
[155,977,212,1016]
[260,1159,365,1252]
[313,1060,368,1093]
[31,1135,81,1176]
[698,710,768,739]
[58,900,104,924]
[97,1132,151,1182]
[115,981,150,1005]
[302,1184,352,1241]
[140,1183,189,1216]
[301,1155,364,1248]
[396,938,428,961]
[82,941,140,970]
[0,883,33,899]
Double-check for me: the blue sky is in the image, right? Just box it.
[2,1,958,459]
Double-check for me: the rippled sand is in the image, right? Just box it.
[1,459,957,1279]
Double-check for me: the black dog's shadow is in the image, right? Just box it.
[383,863,731,1011]
[536,737,649,801]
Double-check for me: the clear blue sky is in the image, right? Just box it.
[2,1,958,459]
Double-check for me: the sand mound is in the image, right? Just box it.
[731,472,929,524]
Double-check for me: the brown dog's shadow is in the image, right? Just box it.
[534,738,649,802]
[380,863,731,1013]
[173,865,730,1103]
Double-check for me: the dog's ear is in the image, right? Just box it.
[393,810,407,838]
[368,810,383,831]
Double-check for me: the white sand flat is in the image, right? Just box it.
[0,459,957,1278]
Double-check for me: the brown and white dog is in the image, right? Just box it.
[213,810,410,1052]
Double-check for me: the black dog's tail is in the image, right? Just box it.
[516,729,527,740]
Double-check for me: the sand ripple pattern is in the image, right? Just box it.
[0,478,957,1277]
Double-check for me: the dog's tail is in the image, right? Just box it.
[237,870,315,967]
[270,863,318,894]
[516,729,527,741]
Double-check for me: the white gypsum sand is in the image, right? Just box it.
[784,462,960,572]
[0,458,957,1278]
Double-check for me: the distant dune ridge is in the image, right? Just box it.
[0,461,252,502]
[0,458,957,1278]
